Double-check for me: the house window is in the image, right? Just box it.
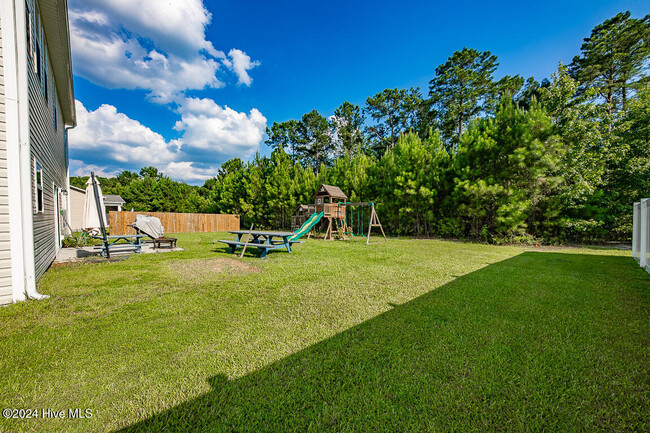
[25,1,32,54]
[34,12,41,80]
[25,0,37,71]
[43,56,48,102]
[53,96,57,130]
[35,160,44,213]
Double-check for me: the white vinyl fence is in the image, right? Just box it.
[633,199,650,273]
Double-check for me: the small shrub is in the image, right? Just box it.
[62,235,78,248]
[62,232,104,247]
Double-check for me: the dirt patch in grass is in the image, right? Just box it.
[167,258,260,276]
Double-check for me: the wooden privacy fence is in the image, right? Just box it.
[109,211,240,235]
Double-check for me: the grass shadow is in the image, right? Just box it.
[113,252,649,432]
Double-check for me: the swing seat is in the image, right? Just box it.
[348,205,366,237]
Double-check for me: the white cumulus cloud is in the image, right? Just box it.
[163,162,219,183]
[227,49,261,86]
[68,0,259,102]
[69,159,120,178]
[71,0,221,58]
[69,101,180,168]
[67,0,266,182]
[68,99,267,183]
[174,97,266,158]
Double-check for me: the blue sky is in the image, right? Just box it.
[68,0,648,184]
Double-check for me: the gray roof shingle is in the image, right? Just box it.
[314,184,347,199]
[103,194,126,205]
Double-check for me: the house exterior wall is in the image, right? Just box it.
[0,0,74,305]
[0,15,13,305]
[26,0,67,281]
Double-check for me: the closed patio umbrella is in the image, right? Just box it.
[81,175,106,237]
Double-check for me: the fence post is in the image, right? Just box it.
[640,199,648,270]
[633,202,640,261]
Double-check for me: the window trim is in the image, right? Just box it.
[34,159,44,214]
[25,0,36,71]
[35,11,41,80]
[25,1,32,53]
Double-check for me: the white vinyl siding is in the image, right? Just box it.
[69,187,85,231]
[0,14,13,305]
[26,0,66,281]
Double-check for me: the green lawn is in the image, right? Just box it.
[0,234,648,432]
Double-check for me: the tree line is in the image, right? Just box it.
[72,12,650,243]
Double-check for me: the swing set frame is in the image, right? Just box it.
[324,201,387,244]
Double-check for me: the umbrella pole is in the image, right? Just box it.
[91,172,110,259]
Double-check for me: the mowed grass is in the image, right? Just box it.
[0,233,648,432]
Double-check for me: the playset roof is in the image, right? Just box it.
[314,184,347,199]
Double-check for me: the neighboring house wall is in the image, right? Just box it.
[0,15,13,305]
[104,206,117,227]
[26,0,67,280]
[69,187,84,231]
[69,190,125,231]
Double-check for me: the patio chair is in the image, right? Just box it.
[130,214,177,249]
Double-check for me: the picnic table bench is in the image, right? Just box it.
[93,234,145,257]
[219,230,303,258]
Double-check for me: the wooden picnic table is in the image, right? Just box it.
[219,230,301,259]
[93,234,145,257]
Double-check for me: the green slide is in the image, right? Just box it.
[289,212,324,242]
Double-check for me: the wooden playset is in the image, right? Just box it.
[291,184,386,244]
